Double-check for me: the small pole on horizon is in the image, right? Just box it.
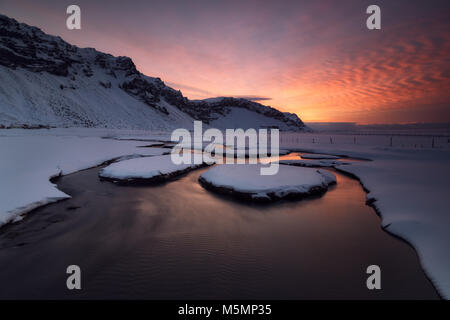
[432,137,435,148]
[330,137,333,144]
[390,136,393,147]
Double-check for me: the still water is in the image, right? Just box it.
[0,154,438,299]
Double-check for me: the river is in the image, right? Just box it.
[0,153,438,299]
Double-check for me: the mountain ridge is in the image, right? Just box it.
[0,14,308,131]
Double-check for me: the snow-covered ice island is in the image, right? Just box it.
[99,155,206,184]
[199,164,336,202]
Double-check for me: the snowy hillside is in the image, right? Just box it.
[0,14,307,131]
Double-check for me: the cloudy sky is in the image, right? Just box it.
[1,0,449,123]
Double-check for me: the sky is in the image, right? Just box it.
[1,0,449,123]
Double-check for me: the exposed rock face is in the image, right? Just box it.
[0,14,308,131]
[0,18,73,76]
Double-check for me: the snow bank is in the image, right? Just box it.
[0,129,168,225]
[199,164,336,202]
[99,155,205,183]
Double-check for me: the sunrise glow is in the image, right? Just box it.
[2,0,449,123]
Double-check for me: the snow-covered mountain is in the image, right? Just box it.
[0,14,308,131]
